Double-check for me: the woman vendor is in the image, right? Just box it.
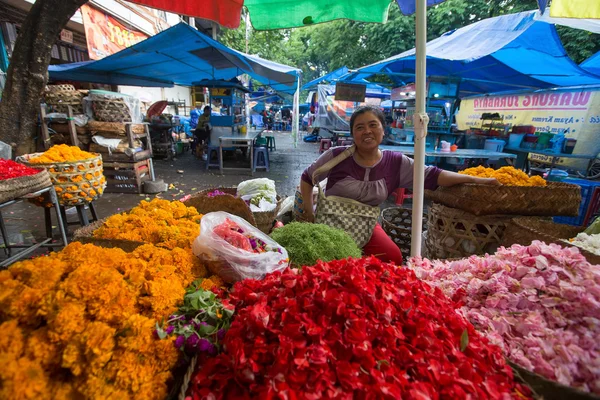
[297,105,498,265]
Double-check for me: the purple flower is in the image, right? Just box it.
[198,338,217,355]
[174,335,185,349]
[185,334,200,352]
[165,325,175,335]
[193,321,209,330]
[217,328,227,340]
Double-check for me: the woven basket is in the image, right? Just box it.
[18,153,106,207]
[509,361,600,400]
[87,121,146,135]
[501,217,584,248]
[0,170,52,204]
[252,196,282,234]
[425,203,512,260]
[381,207,427,262]
[72,218,145,252]
[175,356,198,400]
[184,188,256,227]
[425,182,581,217]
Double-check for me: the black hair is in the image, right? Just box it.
[203,106,211,112]
[349,105,386,136]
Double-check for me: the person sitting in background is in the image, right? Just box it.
[297,105,499,265]
[194,106,211,160]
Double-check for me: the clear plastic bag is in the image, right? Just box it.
[192,212,289,283]
[237,178,277,211]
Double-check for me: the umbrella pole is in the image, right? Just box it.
[411,0,429,258]
[293,74,301,147]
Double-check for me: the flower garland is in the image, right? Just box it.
[0,159,41,180]
[460,166,547,186]
[93,198,202,249]
[189,257,530,399]
[28,144,96,164]
[409,241,600,394]
[0,242,218,399]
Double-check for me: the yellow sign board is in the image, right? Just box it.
[456,89,600,168]
[210,88,232,97]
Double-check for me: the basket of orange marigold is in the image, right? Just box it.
[425,166,581,217]
[74,198,203,252]
[0,241,225,400]
[17,144,106,207]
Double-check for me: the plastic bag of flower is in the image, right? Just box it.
[192,212,289,283]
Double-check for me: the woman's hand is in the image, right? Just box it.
[472,177,501,186]
[297,209,315,223]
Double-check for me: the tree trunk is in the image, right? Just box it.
[0,0,88,156]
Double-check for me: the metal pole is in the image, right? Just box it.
[293,75,301,147]
[212,22,217,40]
[411,0,429,257]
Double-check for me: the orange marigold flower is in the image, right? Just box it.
[0,357,50,400]
[28,144,95,164]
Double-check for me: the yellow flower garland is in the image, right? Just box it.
[93,198,202,250]
[0,242,219,400]
[459,166,547,186]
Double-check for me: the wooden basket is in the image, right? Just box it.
[425,182,581,217]
[72,218,145,252]
[425,203,512,260]
[184,188,256,227]
[18,153,106,207]
[0,170,52,204]
[381,207,427,262]
[509,361,600,400]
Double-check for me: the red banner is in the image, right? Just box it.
[81,4,149,60]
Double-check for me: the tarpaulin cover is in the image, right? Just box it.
[549,0,600,19]
[303,67,390,98]
[313,85,382,132]
[581,52,600,77]
[127,0,243,29]
[48,23,300,94]
[348,11,600,96]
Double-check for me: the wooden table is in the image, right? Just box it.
[218,128,264,175]
[379,145,517,166]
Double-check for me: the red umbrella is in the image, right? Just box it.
[146,100,168,119]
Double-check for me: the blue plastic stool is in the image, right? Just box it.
[206,145,221,170]
[253,146,270,172]
[265,135,276,151]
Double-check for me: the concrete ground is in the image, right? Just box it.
[1,130,348,263]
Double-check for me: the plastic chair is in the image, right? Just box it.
[391,188,413,206]
[319,138,332,154]
[206,145,221,170]
[253,147,270,172]
[255,136,268,147]
[265,135,276,151]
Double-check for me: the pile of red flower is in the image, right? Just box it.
[188,257,531,399]
[0,159,41,180]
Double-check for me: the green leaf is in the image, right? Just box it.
[460,329,469,352]
[154,322,168,340]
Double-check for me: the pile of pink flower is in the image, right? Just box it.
[409,241,600,394]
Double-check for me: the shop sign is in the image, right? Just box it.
[60,29,73,44]
[456,89,600,166]
[210,88,232,97]
[81,4,148,60]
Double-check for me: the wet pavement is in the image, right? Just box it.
[0,130,326,263]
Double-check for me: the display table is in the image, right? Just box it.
[0,186,68,268]
[504,146,598,176]
[218,129,264,175]
[380,145,517,165]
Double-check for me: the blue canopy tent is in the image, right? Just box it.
[581,52,600,77]
[302,66,391,99]
[346,11,600,96]
[49,23,300,94]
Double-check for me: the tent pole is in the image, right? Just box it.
[411,0,429,258]
[292,74,301,147]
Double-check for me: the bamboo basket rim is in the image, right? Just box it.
[18,152,101,167]
[0,170,52,203]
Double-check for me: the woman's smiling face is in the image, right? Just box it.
[352,111,385,151]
